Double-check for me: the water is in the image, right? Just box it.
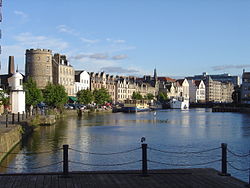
[0,108,250,182]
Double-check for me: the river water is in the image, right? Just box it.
[0,108,250,182]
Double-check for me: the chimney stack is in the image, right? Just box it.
[8,56,15,75]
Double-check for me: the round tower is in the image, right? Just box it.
[25,49,53,89]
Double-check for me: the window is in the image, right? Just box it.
[20,79,23,85]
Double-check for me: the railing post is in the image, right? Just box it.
[17,112,20,122]
[142,143,148,176]
[63,144,69,177]
[249,150,250,186]
[220,143,230,176]
[12,113,15,124]
[5,114,8,128]
[22,111,24,120]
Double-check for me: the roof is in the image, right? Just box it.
[242,72,250,79]
[176,79,185,85]
[194,80,201,87]
[158,77,176,82]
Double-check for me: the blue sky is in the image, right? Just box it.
[1,0,250,77]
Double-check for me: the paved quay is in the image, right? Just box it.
[0,168,248,188]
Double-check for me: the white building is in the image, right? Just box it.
[176,79,189,100]
[188,80,206,103]
[8,72,26,114]
[74,70,90,94]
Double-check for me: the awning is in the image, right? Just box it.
[68,96,77,102]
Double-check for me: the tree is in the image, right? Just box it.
[0,90,9,112]
[43,83,68,108]
[158,92,168,103]
[93,88,111,105]
[145,93,154,100]
[77,89,94,104]
[24,78,43,108]
[132,92,143,100]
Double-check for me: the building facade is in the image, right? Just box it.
[241,71,250,104]
[188,80,206,103]
[53,53,75,96]
[74,70,90,94]
[187,72,240,86]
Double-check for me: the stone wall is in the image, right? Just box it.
[0,125,22,162]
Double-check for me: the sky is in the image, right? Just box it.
[1,0,250,78]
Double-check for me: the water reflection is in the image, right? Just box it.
[0,109,249,182]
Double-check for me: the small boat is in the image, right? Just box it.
[122,99,150,113]
[170,98,189,110]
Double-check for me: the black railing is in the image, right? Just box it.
[0,142,249,184]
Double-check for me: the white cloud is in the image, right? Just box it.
[80,37,99,44]
[14,32,69,51]
[211,64,250,71]
[56,25,79,36]
[106,38,126,44]
[100,66,139,74]
[14,10,28,23]
[112,54,128,60]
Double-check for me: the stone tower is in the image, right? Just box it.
[25,49,53,89]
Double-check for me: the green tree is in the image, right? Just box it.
[43,83,68,108]
[77,89,94,104]
[24,78,43,108]
[158,92,168,103]
[132,92,143,100]
[93,88,111,105]
[0,90,9,112]
[145,93,154,100]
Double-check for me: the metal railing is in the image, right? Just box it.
[0,142,248,185]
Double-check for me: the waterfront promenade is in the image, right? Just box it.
[0,168,247,188]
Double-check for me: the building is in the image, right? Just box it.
[116,76,136,103]
[74,70,90,94]
[241,70,250,104]
[221,82,234,103]
[106,74,116,102]
[8,71,25,114]
[52,53,75,96]
[205,77,233,103]
[187,72,240,86]
[25,49,53,89]
[90,72,117,102]
[188,80,206,103]
[0,56,16,90]
[176,79,189,100]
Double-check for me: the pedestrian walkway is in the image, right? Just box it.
[0,168,247,188]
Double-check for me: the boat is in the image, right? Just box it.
[122,99,150,113]
[169,98,189,109]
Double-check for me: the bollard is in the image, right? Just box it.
[142,143,148,176]
[220,143,230,176]
[12,113,15,124]
[5,114,8,128]
[18,112,20,122]
[22,111,25,120]
[63,144,69,177]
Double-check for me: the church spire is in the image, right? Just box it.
[154,67,157,80]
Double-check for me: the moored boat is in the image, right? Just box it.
[122,99,150,113]
[170,98,189,109]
